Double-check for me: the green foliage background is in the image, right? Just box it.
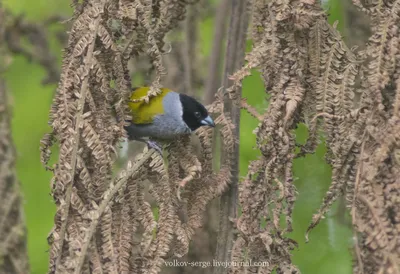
[3,0,352,273]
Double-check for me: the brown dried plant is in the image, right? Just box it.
[41,0,400,273]
[0,80,30,274]
[0,6,29,273]
[228,0,400,273]
[0,82,29,274]
[40,0,237,273]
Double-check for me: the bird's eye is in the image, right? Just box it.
[194,112,201,118]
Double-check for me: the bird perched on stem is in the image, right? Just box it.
[124,87,215,153]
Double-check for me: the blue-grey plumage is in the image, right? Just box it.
[125,91,191,140]
[125,88,215,155]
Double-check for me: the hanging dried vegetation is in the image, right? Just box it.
[0,6,30,273]
[39,0,400,273]
[40,0,235,273]
[228,0,400,273]
[0,82,30,274]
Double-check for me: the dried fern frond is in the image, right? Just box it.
[227,0,390,272]
[0,74,30,274]
[311,2,400,273]
[346,2,400,268]
[0,6,29,273]
[164,97,237,258]
[40,0,400,273]
[229,1,329,272]
[42,0,224,273]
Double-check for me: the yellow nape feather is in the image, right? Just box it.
[128,87,171,124]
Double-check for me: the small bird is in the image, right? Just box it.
[124,87,215,152]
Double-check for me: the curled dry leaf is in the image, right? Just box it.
[227,0,400,273]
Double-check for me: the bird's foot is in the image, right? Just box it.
[134,138,163,156]
[145,140,163,155]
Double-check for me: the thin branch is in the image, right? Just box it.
[213,0,249,273]
[204,0,230,104]
[4,13,66,85]
[54,8,104,273]
[181,5,196,96]
[73,148,156,274]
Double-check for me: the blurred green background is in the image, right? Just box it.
[3,0,352,273]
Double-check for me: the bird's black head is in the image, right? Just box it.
[179,94,215,131]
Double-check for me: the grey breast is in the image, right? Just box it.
[127,91,191,140]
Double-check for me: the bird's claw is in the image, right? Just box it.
[146,140,163,155]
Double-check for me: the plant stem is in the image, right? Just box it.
[213,0,249,273]
[54,6,104,272]
[74,149,156,274]
[204,0,230,105]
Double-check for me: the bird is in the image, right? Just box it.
[124,87,215,153]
